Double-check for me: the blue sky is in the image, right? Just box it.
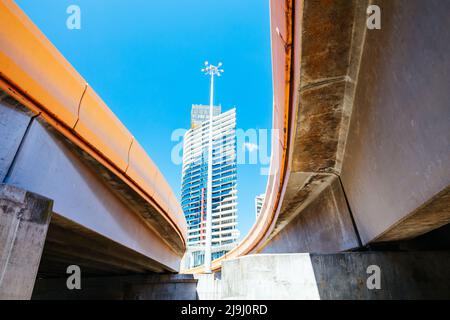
[16,0,273,238]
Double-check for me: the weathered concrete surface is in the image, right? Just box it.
[32,274,198,300]
[0,184,53,300]
[341,0,450,243]
[0,91,33,182]
[221,252,450,300]
[261,0,450,255]
[1,85,185,257]
[222,254,320,300]
[261,175,359,253]
[311,251,450,300]
[292,0,368,174]
[259,0,368,253]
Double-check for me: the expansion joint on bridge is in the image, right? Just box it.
[72,84,88,130]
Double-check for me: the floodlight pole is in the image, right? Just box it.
[202,62,223,273]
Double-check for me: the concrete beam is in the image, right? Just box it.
[0,184,53,300]
[291,0,367,174]
[222,254,320,300]
[221,252,450,299]
[259,0,368,253]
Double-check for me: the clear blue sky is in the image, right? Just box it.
[16,0,273,239]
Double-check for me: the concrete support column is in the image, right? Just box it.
[221,252,450,299]
[0,184,53,300]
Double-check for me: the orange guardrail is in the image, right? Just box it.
[0,0,186,253]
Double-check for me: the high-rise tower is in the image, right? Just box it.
[181,105,239,268]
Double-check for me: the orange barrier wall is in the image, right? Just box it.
[0,0,186,250]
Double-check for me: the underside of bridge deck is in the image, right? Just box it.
[258,0,450,255]
[0,89,186,298]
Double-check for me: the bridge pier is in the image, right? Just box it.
[220,252,450,300]
[0,184,53,300]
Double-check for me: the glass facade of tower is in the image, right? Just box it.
[181,106,239,268]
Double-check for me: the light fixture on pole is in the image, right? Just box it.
[201,61,223,273]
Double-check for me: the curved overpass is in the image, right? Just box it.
[189,0,450,274]
[2,0,450,299]
[0,0,186,281]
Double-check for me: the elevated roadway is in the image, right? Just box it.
[0,0,186,298]
[188,0,450,274]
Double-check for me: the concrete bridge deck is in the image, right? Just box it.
[188,0,450,274]
[0,0,186,299]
